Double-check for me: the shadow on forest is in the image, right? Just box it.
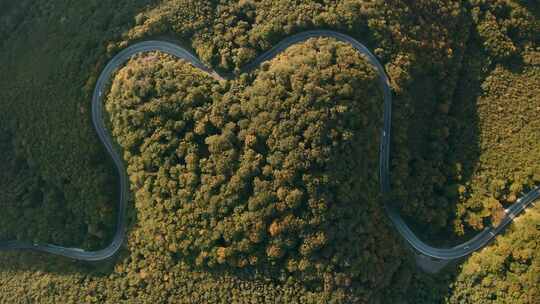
[0,0,157,277]
[0,197,138,279]
[399,9,532,256]
[394,25,496,245]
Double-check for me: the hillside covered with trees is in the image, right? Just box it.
[0,0,538,303]
[104,37,404,292]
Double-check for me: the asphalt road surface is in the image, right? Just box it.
[1,30,538,263]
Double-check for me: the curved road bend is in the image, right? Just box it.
[1,30,538,262]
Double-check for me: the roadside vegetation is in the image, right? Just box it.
[0,0,538,303]
[104,38,404,293]
[0,127,102,246]
[429,0,540,236]
[403,204,540,304]
[449,204,540,303]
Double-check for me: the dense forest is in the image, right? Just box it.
[105,38,403,290]
[0,0,538,303]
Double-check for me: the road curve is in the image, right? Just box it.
[1,30,538,262]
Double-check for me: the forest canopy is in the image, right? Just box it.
[105,37,403,290]
[0,0,538,303]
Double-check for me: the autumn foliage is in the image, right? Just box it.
[106,38,402,286]
[0,0,538,303]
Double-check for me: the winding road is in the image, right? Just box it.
[1,30,538,264]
